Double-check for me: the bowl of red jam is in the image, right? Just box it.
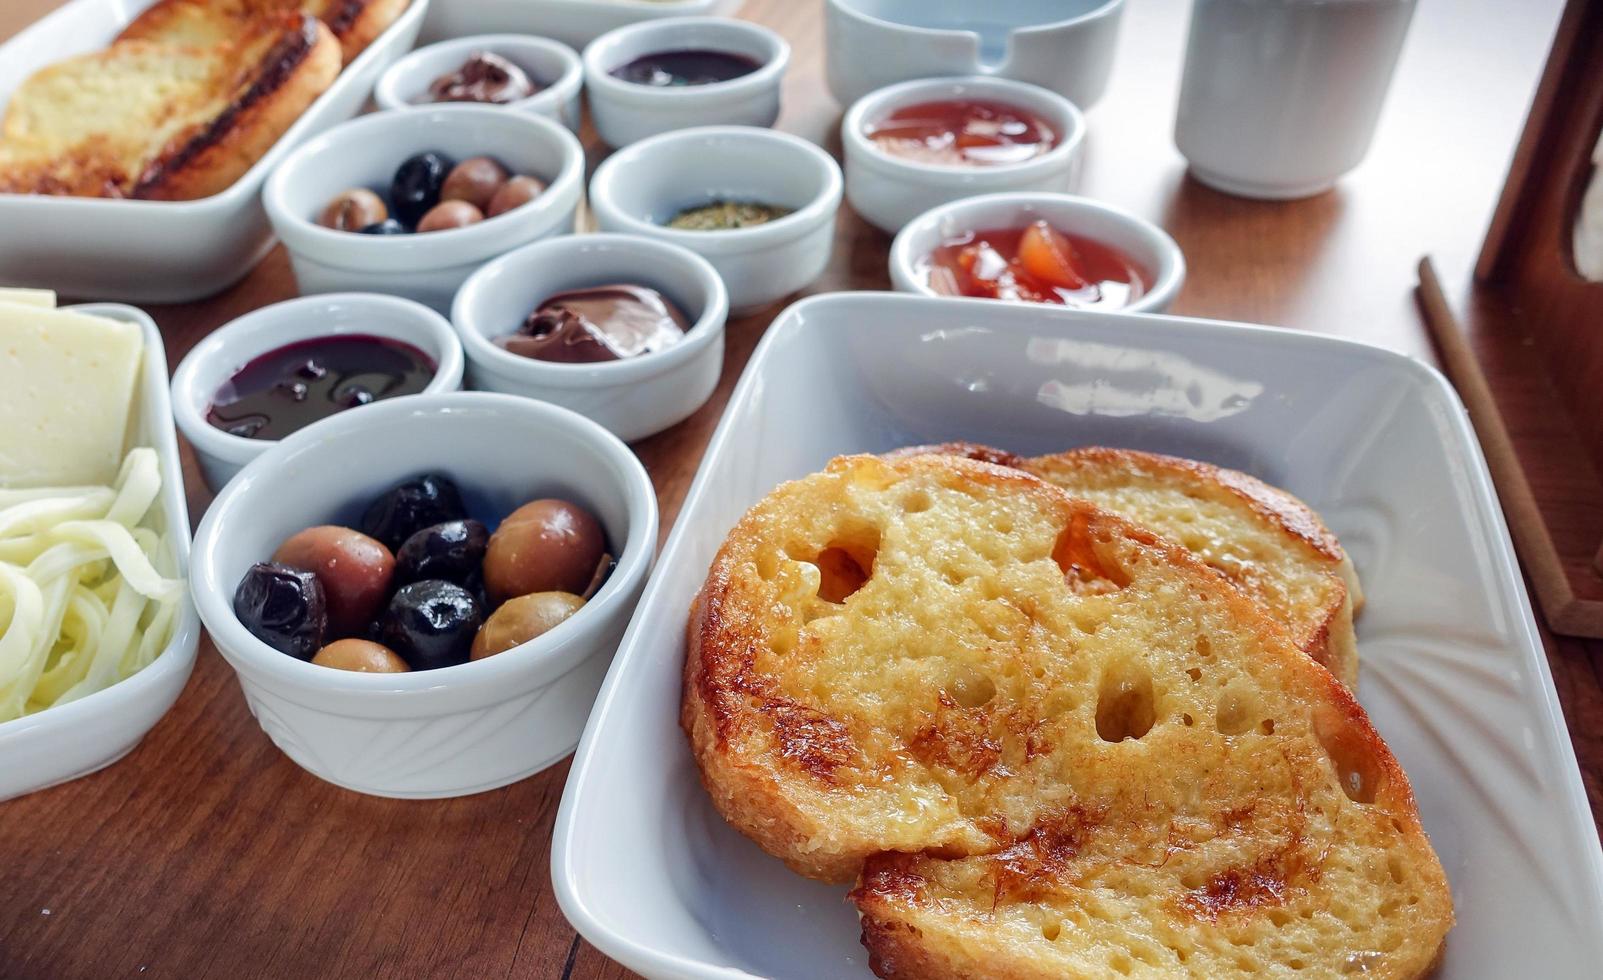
[583,17,789,148]
[888,192,1185,314]
[172,293,465,491]
[844,76,1087,234]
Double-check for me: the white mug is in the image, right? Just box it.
[1174,0,1417,200]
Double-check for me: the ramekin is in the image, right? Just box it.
[374,34,585,133]
[452,234,728,442]
[263,104,584,313]
[189,392,658,799]
[889,192,1186,313]
[582,17,789,148]
[844,76,1087,234]
[171,293,465,491]
[588,126,842,314]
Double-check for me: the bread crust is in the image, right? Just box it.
[134,14,340,200]
[120,0,406,63]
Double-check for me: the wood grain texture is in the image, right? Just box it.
[0,0,1596,978]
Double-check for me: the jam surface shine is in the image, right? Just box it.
[865,98,1057,167]
[610,49,762,87]
[921,221,1149,310]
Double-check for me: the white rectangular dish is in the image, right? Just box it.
[421,0,742,51]
[553,293,1603,979]
[0,304,201,801]
[0,0,429,303]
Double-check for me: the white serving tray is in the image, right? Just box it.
[553,292,1603,979]
[0,304,201,801]
[420,0,742,51]
[0,0,429,303]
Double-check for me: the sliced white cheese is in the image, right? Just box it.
[0,288,55,308]
[0,301,143,487]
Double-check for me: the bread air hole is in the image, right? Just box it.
[1053,512,1132,596]
[1095,663,1156,742]
[947,668,997,709]
[1041,920,1062,941]
[1314,709,1384,804]
[1215,686,1261,736]
[812,526,881,603]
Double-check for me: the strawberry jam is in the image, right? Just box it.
[865,99,1057,167]
[921,221,1149,309]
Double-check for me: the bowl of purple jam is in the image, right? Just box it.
[452,233,728,442]
[582,16,789,148]
[172,293,465,491]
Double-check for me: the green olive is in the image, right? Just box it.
[311,638,410,673]
[470,591,585,660]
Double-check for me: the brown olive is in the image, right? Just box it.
[312,638,411,672]
[416,199,484,233]
[318,188,388,232]
[483,499,607,601]
[486,175,545,217]
[272,525,395,637]
[470,591,585,660]
[440,156,510,211]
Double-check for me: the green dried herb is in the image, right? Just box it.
[667,200,791,230]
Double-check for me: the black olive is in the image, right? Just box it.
[359,473,467,550]
[390,152,453,227]
[395,519,489,587]
[377,579,483,670]
[359,219,407,235]
[233,561,327,659]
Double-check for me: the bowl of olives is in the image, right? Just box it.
[189,392,656,798]
[263,104,584,313]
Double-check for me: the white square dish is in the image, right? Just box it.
[553,292,1603,979]
[0,0,428,303]
[0,304,201,801]
[420,0,742,51]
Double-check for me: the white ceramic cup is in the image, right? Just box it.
[889,192,1186,313]
[583,17,789,148]
[843,76,1086,234]
[589,126,842,314]
[1174,0,1418,200]
[452,234,729,442]
[263,105,585,312]
[190,392,658,799]
[374,34,585,132]
[171,293,465,492]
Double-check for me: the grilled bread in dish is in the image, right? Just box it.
[0,12,339,200]
[890,443,1362,687]
[683,453,1449,977]
[118,0,407,63]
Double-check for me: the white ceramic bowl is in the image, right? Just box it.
[374,34,584,132]
[452,234,728,442]
[583,17,789,148]
[589,126,842,314]
[826,0,1124,110]
[553,292,1603,979]
[170,293,465,493]
[190,392,658,799]
[0,304,201,802]
[421,0,743,52]
[0,0,428,303]
[263,104,584,313]
[889,192,1186,313]
[843,75,1086,234]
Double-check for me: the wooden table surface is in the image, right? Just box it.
[2,1,1594,977]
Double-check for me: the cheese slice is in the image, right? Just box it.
[0,301,143,487]
[0,288,55,307]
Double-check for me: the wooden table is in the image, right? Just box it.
[1,1,1593,977]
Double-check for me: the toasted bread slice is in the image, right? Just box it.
[0,13,339,200]
[890,443,1363,687]
[684,453,1449,976]
[119,0,406,64]
[1023,448,1362,687]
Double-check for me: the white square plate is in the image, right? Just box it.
[553,292,1603,979]
[0,0,428,302]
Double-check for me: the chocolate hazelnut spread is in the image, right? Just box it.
[496,285,690,363]
[427,52,537,105]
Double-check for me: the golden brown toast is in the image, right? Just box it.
[891,443,1363,687]
[119,0,407,64]
[0,12,339,200]
[683,453,1450,976]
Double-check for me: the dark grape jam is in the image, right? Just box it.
[609,49,762,87]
